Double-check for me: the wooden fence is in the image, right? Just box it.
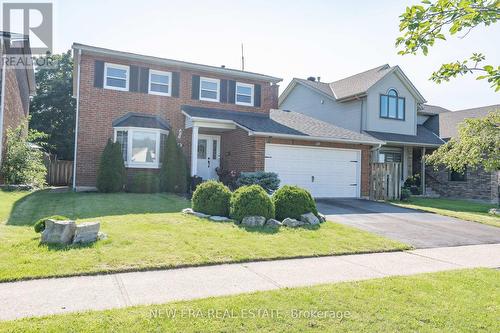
[45,159,73,186]
[370,162,402,201]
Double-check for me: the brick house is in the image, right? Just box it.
[0,32,36,173]
[72,43,382,196]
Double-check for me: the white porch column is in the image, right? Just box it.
[191,125,199,176]
[421,147,426,195]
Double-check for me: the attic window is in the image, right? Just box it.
[380,89,405,120]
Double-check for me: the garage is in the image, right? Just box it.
[264,144,361,198]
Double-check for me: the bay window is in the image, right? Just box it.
[114,128,168,168]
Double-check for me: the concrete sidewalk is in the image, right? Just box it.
[1,243,499,321]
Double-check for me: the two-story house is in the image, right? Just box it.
[72,43,381,197]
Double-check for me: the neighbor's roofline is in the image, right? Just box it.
[72,43,282,84]
[279,78,337,106]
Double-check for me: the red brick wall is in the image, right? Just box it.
[219,128,265,173]
[75,53,278,187]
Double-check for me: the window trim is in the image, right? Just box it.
[104,63,129,91]
[199,77,220,102]
[113,127,169,169]
[235,82,254,106]
[148,69,172,96]
[379,88,405,121]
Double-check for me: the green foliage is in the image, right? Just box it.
[30,51,76,159]
[230,185,275,222]
[96,139,126,193]
[128,172,160,193]
[191,180,231,216]
[396,0,500,90]
[273,185,318,221]
[236,172,280,194]
[34,215,69,233]
[400,188,412,202]
[426,110,500,172]
[0,121,47,187]
[160,132,188,193]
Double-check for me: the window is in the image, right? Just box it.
[149,70,171,96]
[235,82,254,106]
[114,128,168,168]
[449,170,466,182]
[159,133,167,163]
[104,63,129,91]
[381,152,402,163]
[380,89,405,120]
[199,77,220,102]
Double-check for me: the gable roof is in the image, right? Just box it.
[112,113,171,130]
[436,104,499,139]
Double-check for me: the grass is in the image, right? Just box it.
[1,269,498,332]
[392,197,499,227]
[0,190,409,282]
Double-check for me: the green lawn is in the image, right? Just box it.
[1,269,498,332]
[392,197,499,227]
[0,190,409,282]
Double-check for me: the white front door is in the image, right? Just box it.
[196,135,221,180]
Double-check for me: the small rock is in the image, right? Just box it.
[318,213,327,223]
[73,222,100,244]
[210,216,231,222]
[265,219,283,227]
[488,208,500,216]
[182,208,194,214]
[97,231,108,240]
[282,218,306,228]
[41,220,76,244]
[241,216,266,227]
[300,212,320,225]
[193,211,210,218]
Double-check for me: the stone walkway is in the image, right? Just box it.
[1,243,499,321]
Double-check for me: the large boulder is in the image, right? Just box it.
[265,219,283,227]
[41,220,76,245]
[318,213,327,223]
[73,222,100,244]
[241,216,266,227]
[489,208,500,216]
[300,212,320,225]
[209,216,231,222]
[282,218,307,228]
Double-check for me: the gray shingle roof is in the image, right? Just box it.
[293,78,334,97]
[112,112,171,130]
[420,104,450,115]
[364,126,444,146]
[437,104,499,139]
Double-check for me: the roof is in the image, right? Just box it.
[364,125,444,146]
[112,113,171,130]
[436,104,499,139]
[182,105,383,145]
[72,43,282,84]
[420,104,450,116]
[1,32,36,95]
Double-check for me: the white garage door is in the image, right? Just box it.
[265,144,361,198]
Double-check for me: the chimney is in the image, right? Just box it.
[307,76,316,81]
[221,65,226,68]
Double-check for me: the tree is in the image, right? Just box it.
[29,51,76,159]
[160,132,188,193]
[396,0,500,91]
[426,109,500,172]
[96,139,126,192]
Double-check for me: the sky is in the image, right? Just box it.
[15,0,500,110]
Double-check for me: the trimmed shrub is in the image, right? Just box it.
[96,139,126,192]
[160,132,189,193]
[400,187,411,202]
[128,172,160,193]
[34,215,69,233]
[236,172,280,194]
[273,185,318,220]
[230,185,275,222]
[192,180,231,216]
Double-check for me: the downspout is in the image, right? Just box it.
[0,38,6,167]
[72,49,81,190]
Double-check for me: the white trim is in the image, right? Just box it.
[250,131,384,146]
[191,126,199,176]
[199,77,220,102]
[235,82,254,106]
[104,62,129,91]
[148,69,172,96]
[72,49,82,189]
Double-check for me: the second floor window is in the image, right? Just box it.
[235,82,254,106]
[149,70,171,96]
[380,89,405,120]
[200,77,220,102]
[104,63,129,91]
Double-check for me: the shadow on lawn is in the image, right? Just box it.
[237,223,320,234]
[6,189,190,227]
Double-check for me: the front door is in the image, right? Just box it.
[196,135,221,180]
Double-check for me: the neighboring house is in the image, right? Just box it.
[280,64,444,193]
[422,104,499,203]
[72,43,381,197]
[0,32,36,174]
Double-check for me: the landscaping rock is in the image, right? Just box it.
[489,208,500,216]
[300,212,320,225]
[182,208,194,215]
[193,211,210,218]
[97,231,108,240]
[73,222,100,244]
[318,213,327,223]
[241,216,266,227]
[41,220,76,245]
[210,216,231,222]
[282,218,306,228]
[265,219,283,227]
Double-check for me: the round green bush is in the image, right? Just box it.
[273,185,318,220]
[230,185,275,222]
[192,180,231,216]
[34,215,69,233]
[128,172,160,193]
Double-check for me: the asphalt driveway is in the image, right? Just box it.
[316,199,500,248]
